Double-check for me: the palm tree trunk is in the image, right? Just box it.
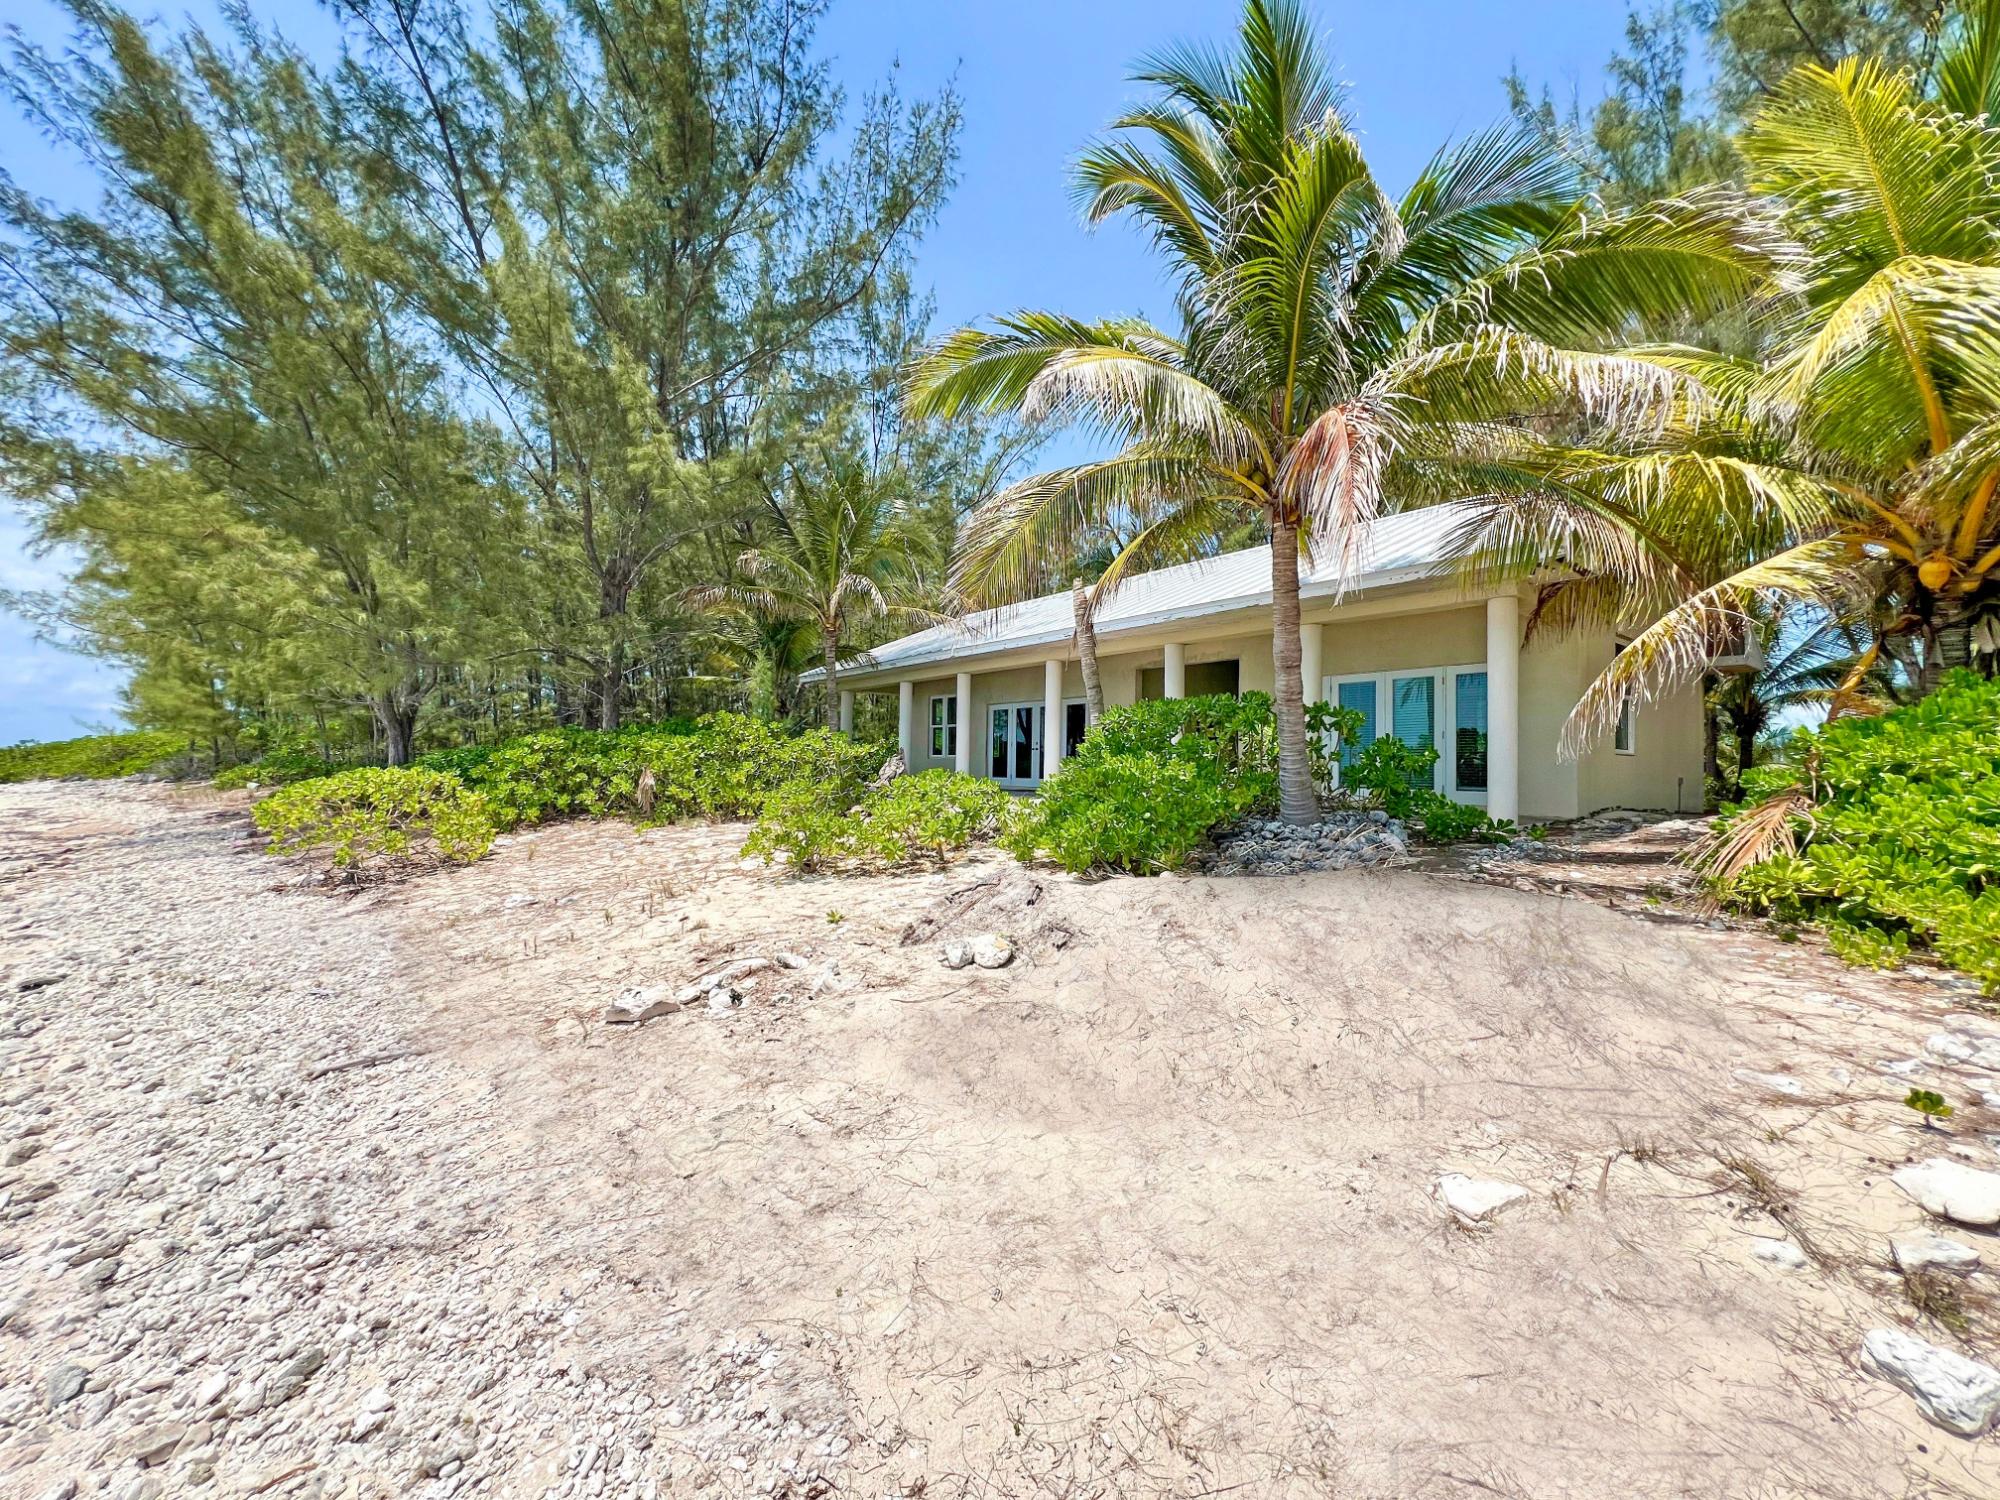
[1269,520,1318,824]
[1072,579,1104,725]
[822,635,841,731]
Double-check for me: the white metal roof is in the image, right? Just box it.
[812,502,1483,684]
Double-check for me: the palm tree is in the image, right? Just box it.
[692,463,940,730]
[909,0,1780,821]
[1709,605,1888,799]
[1494,29,2000,748]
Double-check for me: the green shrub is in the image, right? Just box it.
[413,744,499,781]
[459,715,889,829]
[213,746,354,790]
[1716,670,2000,992]
[0,730,183,784]
[1410,792,1516,844]
[252,767,496,869]
[747,770,1018,871]
[1007,751,1264,874]
[1333,735,1439,818]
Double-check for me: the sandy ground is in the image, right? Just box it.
[3,782,1999,1499]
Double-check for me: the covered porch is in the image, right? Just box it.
[831,585,1527,823]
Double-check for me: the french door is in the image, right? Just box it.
[1324,666,1489,804]
[987,700,1089,788]
[988,702,1044,788]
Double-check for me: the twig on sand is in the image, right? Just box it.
[302,1047,419,1081]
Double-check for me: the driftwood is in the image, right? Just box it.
[302,1048,419,1082]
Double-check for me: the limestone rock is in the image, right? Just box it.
[1892,1157,2000,1227]
[1751,1239,1809,1270]
[603,986,682,1025]
[1435,1174,1528,1224]
[1860,1327,2000,1435]
[970,933,1014,970]
[1890,1231,1983,1274]
[46,1361,87,1410]
[939,941,973,970]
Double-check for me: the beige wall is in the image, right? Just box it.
[871,596,1703,820]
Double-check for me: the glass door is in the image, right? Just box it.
[987,703,1046,787]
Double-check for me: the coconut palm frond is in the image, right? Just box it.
[1561,538,1867,755]
[1687,787,1814,884]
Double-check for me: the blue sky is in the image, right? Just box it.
[1,0,1637,744]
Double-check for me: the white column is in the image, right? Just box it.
[897,680,915,765]
[1043,658,1064,779]
[954,671,973,775]
[1486,593,1521,824]
[1163,642,1186,699]
[1299,621,1323,707]
[838,690,854,735]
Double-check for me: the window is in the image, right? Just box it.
[1453,670,1488,791]
[929,694,957,758]
[1064,702,1088,758]
[1138,659,1241,699]
[1336,679,1378,769]
[1613,639,1636,754]
[1388,674,1437,789]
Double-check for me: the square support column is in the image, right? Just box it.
[954,671,973,775]
[1486,593,1521,824]
[1163,642,1186,699]
[838,690,854,735]
[897,680,915,767]
[1299,621,1323,707]
[1043,658,1064,779]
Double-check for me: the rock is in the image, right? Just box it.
[262,1347,325,1406]
[34,1481,77,1500]
[1750,1239,1809,1270]
[1890,1231,1983,1273]
[122,1421,188,1466]
[970,933,1014,970]
[604,986,682,1025]
[1860,1327,2000,1436]
[1435,1174,1529,1224]
[46,1361,88,1410]
[939,941,973,970]
[704,985,743,1016]
[1926,1027,2000,1071]
[1732,1069,1807,1099]
[17,973,67,992]
[1892,1157,2000,1227]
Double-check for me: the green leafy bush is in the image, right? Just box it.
[1717,670,2000,991]
[252,767,496,869]
[747,770,1017,871]
[1321,726,1516,842]
[0,730,183,784]
[1004,695,1281,874]
[1008,751,1263,874]
[213,747,355,790]
[413,744,498,781]
[460,715,888,829]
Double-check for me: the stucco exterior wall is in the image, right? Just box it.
[871,598,1701,820]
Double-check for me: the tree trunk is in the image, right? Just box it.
[1269,521,1318,824]
[1072,579,1104,725]
[822,634,841,731]
[375,695,418,767]
[597,641,624,732]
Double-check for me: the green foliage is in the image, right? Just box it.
[1004,695,1278,874]
[1329,732,1516,842]
[1719,672,2000,991]
[458,715,887,829]
[1904,1088,1954,1124]
[0,731,183,784]
[745,770,1016,871]
[252,768,496,870]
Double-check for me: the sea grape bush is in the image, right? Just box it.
[0,730,182,784]
[1717,671,2000,991]
[745,770,1016,871]
[252,767,497,869]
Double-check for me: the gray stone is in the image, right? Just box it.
[1860,1327,2000,1435]
[46,1361,88,1410]
[1892,1157,2000,1227]
[1435,1174,1529,1223]
[939,940,973,970]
